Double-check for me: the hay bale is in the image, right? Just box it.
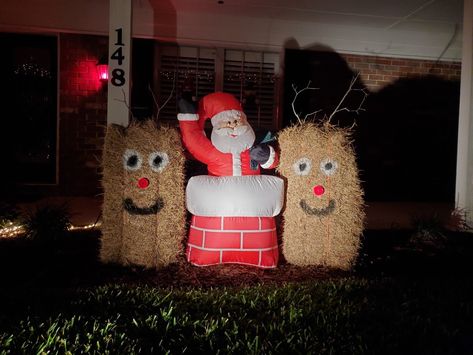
[100,124,125,264]
[277,122,364,270]
[100,120,186,268]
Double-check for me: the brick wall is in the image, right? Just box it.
[59,33,108,195]
[342,54,461,91]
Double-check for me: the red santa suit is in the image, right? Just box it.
[178,93,277,176]
[178,92,283,268]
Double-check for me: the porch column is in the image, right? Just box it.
[107,0,133,126]
[455,0,473,226]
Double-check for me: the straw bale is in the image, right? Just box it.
[100,120,186,269]
[100,124,125,264]
[277,121,365,270]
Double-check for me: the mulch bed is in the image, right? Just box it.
[1,228,472,289]
[101,260,350,289]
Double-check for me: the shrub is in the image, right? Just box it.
[448,207,472,231]
[23,204,71,243]
[409,214,447,251]
[0,201,19,229]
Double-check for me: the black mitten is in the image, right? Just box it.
[178,97,197,114]
[250,144,270,164]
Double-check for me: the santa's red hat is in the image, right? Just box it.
[198,92,247,129]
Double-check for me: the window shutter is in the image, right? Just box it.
[224,50,279,130]
[157,46,215,123]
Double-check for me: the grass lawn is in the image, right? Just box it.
[0,229,472,354]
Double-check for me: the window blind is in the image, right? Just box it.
[157,46,216,123]
[223,50,279,130]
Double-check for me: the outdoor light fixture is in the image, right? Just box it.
[96,55,109,82]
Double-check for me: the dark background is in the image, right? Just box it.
[0,33,58,187]
[283,48,459,202]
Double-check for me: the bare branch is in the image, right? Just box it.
[304,109,323,120]
[291,81,319,124]
[149,84,160,113]
[291,74,367,127]
[114,88,135,120]
[348,119,357,130]
[291,84,301,122]
[157,72,176,120]
[328,74,356,122]
[148,71,176,122]
[327,73,368,123]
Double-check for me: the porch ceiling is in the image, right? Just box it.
[158,0,463,32]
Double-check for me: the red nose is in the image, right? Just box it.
[313,185,325,196]
[138,177,150,189]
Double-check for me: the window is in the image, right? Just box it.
[156,46,216,123]
[224,50,279,130]
[155,44,279,130]
[0,33,58,185]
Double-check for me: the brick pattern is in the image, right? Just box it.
[342,54,461,91]
[59,33,108,195]
[186,215,279,268]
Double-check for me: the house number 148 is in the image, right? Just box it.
[110,28,125,87]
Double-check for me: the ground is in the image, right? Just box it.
[0,228,471,288]
[1,228,472,353]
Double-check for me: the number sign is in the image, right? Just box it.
[110,28,126,87]
[107,0,132,126]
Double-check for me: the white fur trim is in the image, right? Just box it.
[178,113,199,121]
[260,145,276,169]
[232,152,242,176]
[186,175,284,217]
[210,110,246,126]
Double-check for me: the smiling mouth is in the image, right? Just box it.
[300,199,336,217]
[123,197,164,215]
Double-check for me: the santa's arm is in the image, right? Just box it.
[261,145,278,169]
[177,113,217,165]
[250,144,279,169]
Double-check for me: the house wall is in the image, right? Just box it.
[49,33,462,196]
[58,34,108,195]
[343,54,461,91]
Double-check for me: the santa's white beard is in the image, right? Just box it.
[211,124,256,154]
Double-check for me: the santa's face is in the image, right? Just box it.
[211,111,255,153]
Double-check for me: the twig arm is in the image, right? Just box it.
[291,81,320,124]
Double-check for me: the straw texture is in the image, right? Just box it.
[100,120,186,269]
[277,121,364,270]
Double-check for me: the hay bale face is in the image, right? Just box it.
[100,120,186,268]
[277,122,364,270]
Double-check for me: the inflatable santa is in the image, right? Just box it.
[178,92,284,268]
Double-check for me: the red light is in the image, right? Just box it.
[96,63,109,82]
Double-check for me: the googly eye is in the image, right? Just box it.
[293,157,312,176]
[148,152,169,173]
[320,158,338,176]
[123,149,142,171]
